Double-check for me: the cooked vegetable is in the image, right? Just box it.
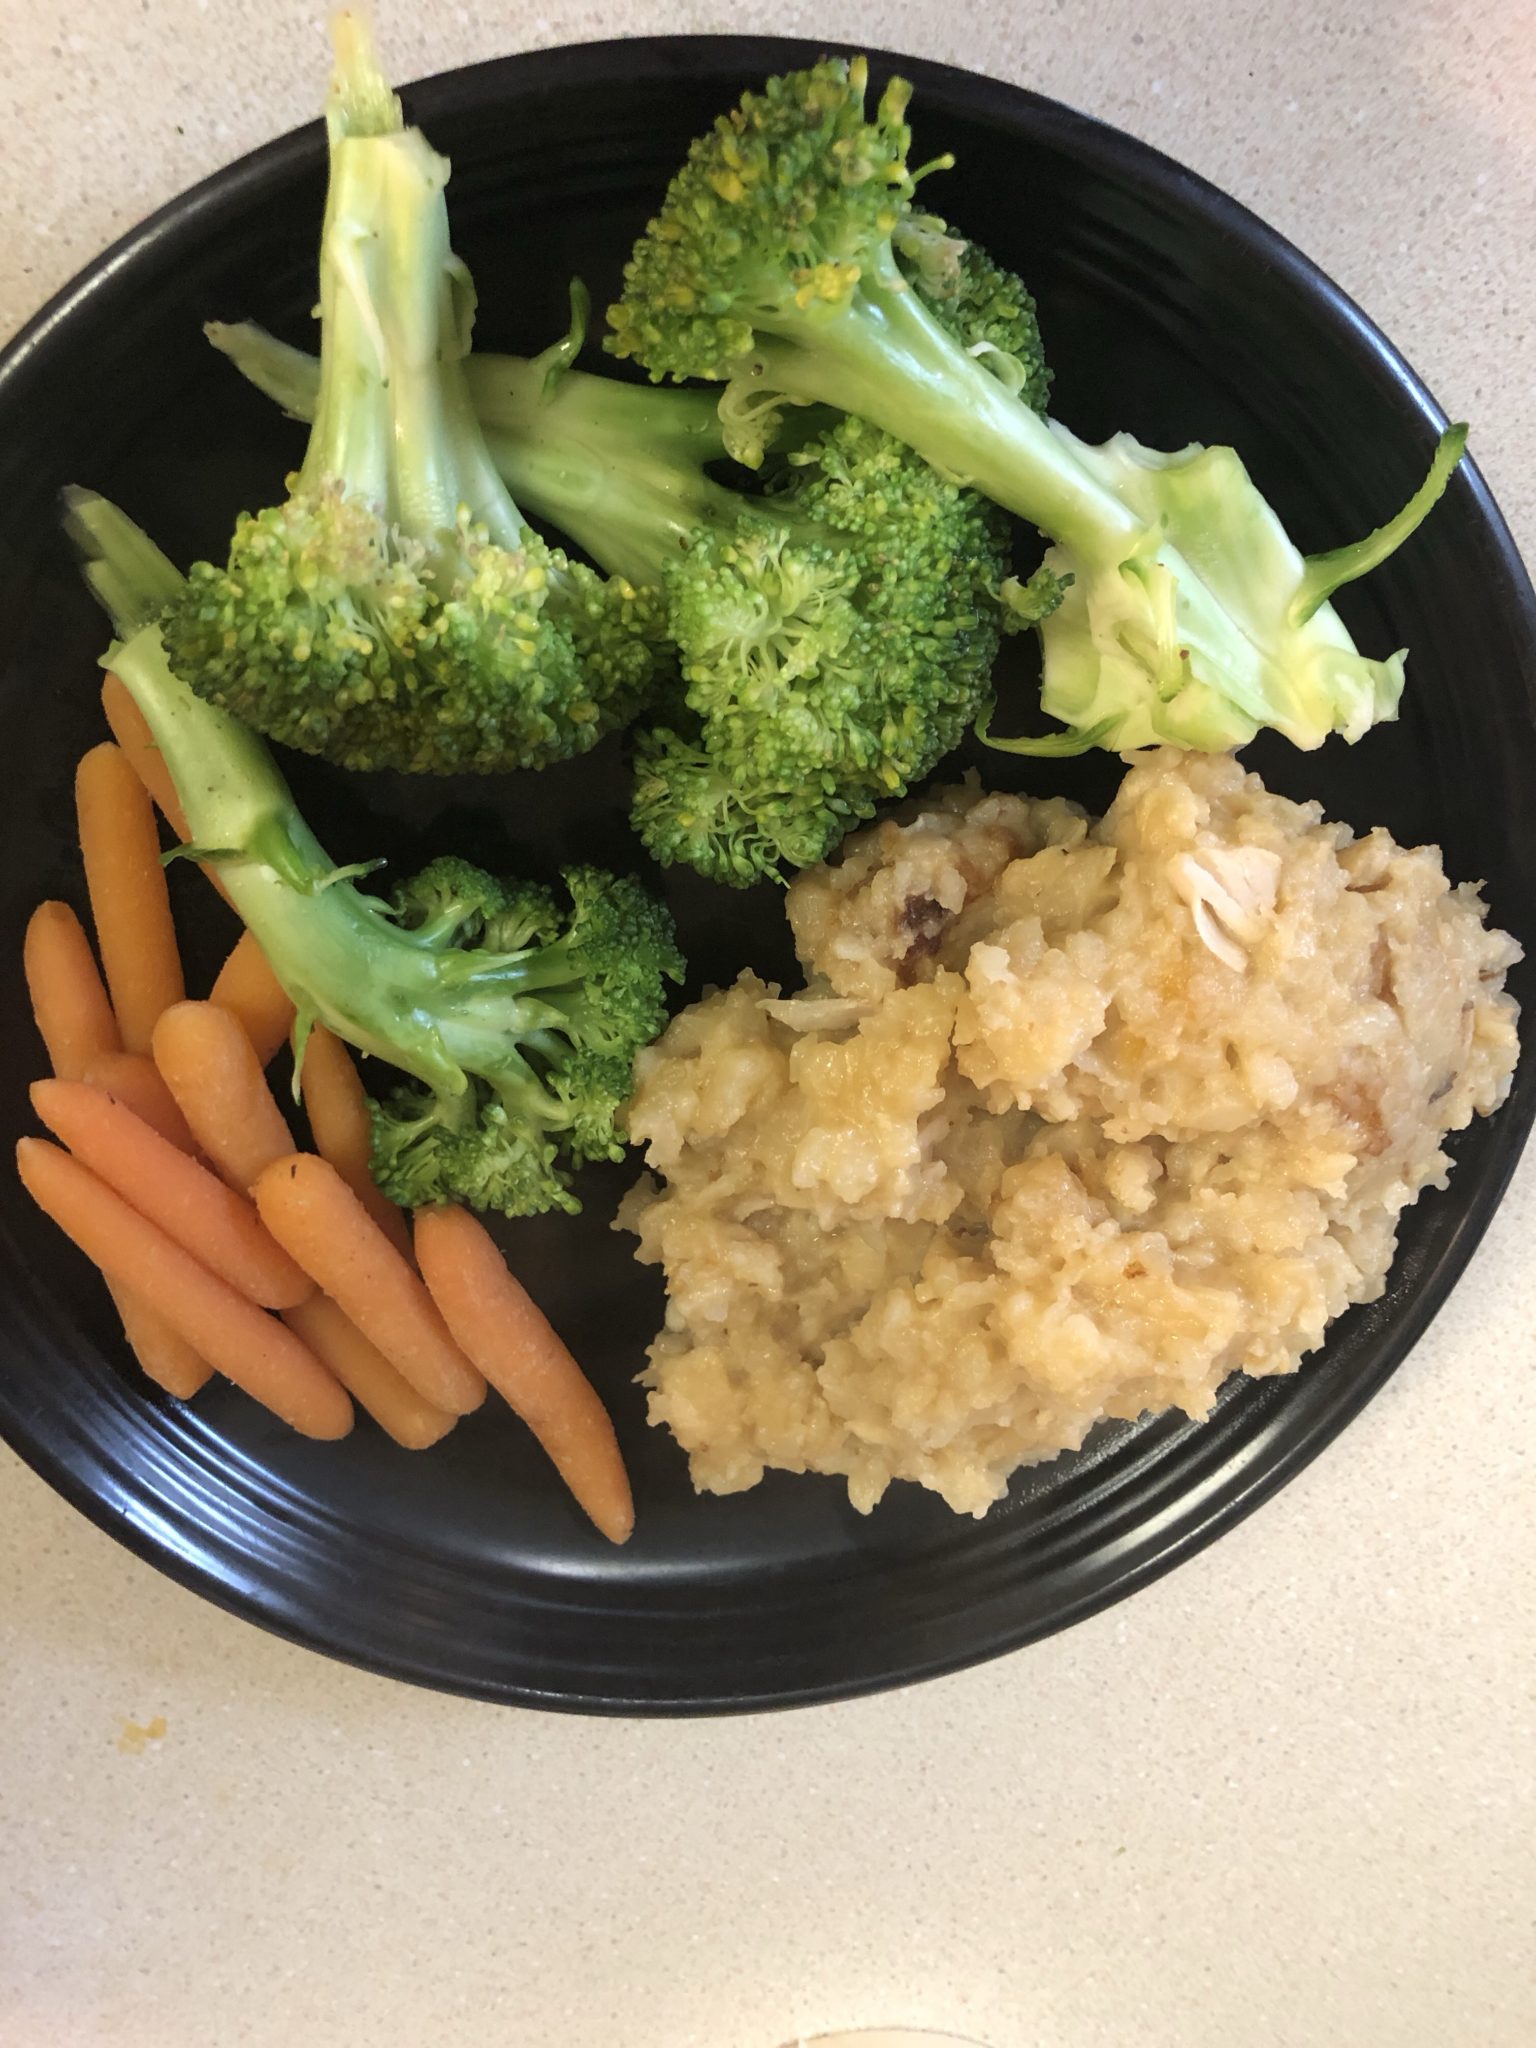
[252,1153,486,1416]
[157,13,661,776]
[297,1024,412,1257]
[284,1293,455,1450]
[24,900,121,1080]
[105,1277,213,1400]
[16,1137,352,1439]
[152,1002,296,1192]
[66,489,684,1220]
[209,932,297,1068]
[607,57,1465,754]
[212,294,1013,887]
[30,1079,312,1311]
[75,741,184,1051]
[415,1203,633,1543]
[101,671,190,839]
[83,1050,199,1154]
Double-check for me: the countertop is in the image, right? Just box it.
[1,3,1532,2044]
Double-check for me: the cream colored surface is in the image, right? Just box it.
[0,2,1531,2044]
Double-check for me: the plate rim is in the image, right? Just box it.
[1,32,1532,1716]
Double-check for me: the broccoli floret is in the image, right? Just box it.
[160,17,662,777]
[67,493,683,1219]
[605,57,1466,754]
[212,292,1011,887]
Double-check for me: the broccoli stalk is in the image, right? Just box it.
[66,491,683,1218]
[605,57,1466,755]
[208,291,1013,888]
[160,14,661,777]
[206,287,744,593]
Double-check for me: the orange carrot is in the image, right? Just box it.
[105,1277,212,1400]
[414,1205,634,1544]
[102,673,235,909]
[100,672,189,839]
[284,1295,455,1451]
[31,1079,312,1312]
[210,932,295,1068]
[252,1155,484,1417]
[299,1025,412,1257]
[17,1138,350,1439]
[75,742,184,1052]
[83,1051,198,1154]
[152,1002,293,1192]
[24,901,122,1080]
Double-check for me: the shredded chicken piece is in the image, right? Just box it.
[1168,845,1282,971]
[759,995,874,1033]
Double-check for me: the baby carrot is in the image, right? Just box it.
[101,673,234,908]
[298,1024,412,1257]
[252,1154,484,1417]
[284,1295,455,1451]
[24,900,121,1080]
[31,1079,312,1312]
[414,1205,634,1545]
[106,1276,213,1401]
[83,1050,198,1154]
[76,742,184,1052]
[210,931,295,1068]
[17,1138,350,1439]
[152,1002,294,1192]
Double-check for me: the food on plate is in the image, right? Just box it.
[105,1277,213,1402]
[210,932,297,1069]
[15,1136,354,1440]
[283,1293,457,1452]
[82,1050,198,1154]
[297,1024,414,1256]
[66,490,683,1221]
[151,1001,301,1193]
[157,14,663,777]
[252,1153,486,1417]
[608,58,1465,756]
[214,303,1015,888]
[24,900,121,1081]
[621,750,1520,1514]
[75,740,184,1052]
[415,1203,635,1543]
[14,25,1515,1554]
[30,1079,314,1311]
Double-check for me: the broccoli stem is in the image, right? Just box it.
[467,355,740,586]
[741,284,1352,735]
[207,318,744,588]
[740,281,1139,557]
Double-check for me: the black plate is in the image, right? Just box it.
[0,36,1532,1715]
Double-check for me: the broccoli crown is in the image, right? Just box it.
[368,858,686,1214]
[607,58,916,384]
[893,212,1052,413]
[629,724,851,887]
[634,413,1011,885]
[160,17,663,776]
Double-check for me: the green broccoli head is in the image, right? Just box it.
[364,859,684,1214]
[159,16,663,776]
[894,212,1052,413]
[633,413,1011,886]
[607,58,917,385]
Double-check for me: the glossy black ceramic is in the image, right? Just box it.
[0,37,1531,1713]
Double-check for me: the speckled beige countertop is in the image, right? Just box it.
[1,3,1532,2044]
